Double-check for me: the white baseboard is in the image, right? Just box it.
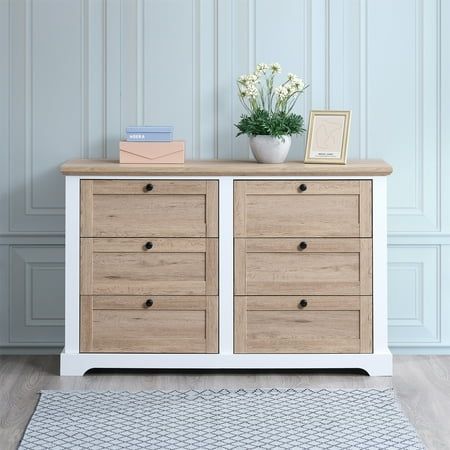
[389,346,450,355]
[0,346,63,355]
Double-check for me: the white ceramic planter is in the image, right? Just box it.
[249,135,292,164]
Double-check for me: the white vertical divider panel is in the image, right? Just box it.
[219,177,234,354]
[64,176,80,354]
[372,177,389,354]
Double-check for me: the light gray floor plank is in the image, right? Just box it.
[0,355,449,449]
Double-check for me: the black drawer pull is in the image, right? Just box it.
[144,299,154,308]
[299,299,308,308]
[144,183,154,192]
[298,184,307,192]
[298,241,307,250]
[144,241,153,250]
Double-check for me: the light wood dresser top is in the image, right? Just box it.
[60,159,392,176]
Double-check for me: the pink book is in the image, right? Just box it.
[120,140,185,164]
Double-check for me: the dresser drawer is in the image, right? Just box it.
[81,238,218,295]
[234,296,372,353]
[234,180,371,237]
[80,296,218,353]
[81,180,218,237]
[234,238,372,295]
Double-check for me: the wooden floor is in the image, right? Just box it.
[0,356,449,450]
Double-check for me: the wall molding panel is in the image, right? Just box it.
[0,0,448,354]
[388,245,441,345]
[9,245,64,345]
[366,0,441,233]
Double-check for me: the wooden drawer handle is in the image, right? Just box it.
[144,183,154,192]
[144,299,154,308]
[144,241,153,250]
[298,241,307,250]
[298,183,307,192]
[299,299,308,308]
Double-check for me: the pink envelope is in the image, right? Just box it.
[120,141,185,164]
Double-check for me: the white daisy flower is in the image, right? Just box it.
[246,85,259,98]
[288,84,298,95]
[276,85,289,100]
[256,63,269,73]
[271,63,282,73]
[295,78,305,91]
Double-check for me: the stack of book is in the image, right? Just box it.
[119,126,185,164]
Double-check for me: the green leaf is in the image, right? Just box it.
[235,109,305,139]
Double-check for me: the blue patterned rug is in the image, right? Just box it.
[19,389,423,449]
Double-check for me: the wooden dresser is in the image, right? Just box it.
[60,159,393,376]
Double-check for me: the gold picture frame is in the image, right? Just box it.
[304,110,351,164]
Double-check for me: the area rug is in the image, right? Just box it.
[19,389,423,449]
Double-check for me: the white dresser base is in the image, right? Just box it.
[60,351,393,377]
[61,173,392,376]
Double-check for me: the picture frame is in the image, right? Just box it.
[304,110,351,164]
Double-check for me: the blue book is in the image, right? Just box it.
[126,126,173,142]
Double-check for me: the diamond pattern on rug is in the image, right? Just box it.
[19,388,423,449]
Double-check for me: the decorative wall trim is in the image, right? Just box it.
[384,0,440,232]
[388,244,441,345]
[0,0,448,353]
[359,0,367,158]
[25,0,86,215]
[388,262,423,324]
[25,263,64,327]
[8,245,64,346]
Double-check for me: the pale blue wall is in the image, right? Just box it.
[0,0,449,354]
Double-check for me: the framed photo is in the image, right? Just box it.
[304,110,351,164]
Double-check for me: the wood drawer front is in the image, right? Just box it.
[234,180,372,237]
[81,180,218,237]
[81,238,218,296]
[234,296,372,354]
[235,238,372,296]
[80,296,218,353]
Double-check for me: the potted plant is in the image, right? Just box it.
[235,63,308,163]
